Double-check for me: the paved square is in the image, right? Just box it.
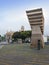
[0,44,49,65]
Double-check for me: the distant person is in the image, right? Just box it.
[37,40,41,50]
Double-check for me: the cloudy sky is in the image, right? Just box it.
[0,0,49,36]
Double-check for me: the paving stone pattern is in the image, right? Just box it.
[0,44,49,65]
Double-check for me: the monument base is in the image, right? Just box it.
[30,34,44,48]
[30,26,44,48]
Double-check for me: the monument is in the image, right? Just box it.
[26,8,44,48]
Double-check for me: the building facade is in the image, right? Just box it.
[5,31,14,43]
[21,26,24,31]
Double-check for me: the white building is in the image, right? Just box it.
[5,31,14,43]
[43,36,47,42]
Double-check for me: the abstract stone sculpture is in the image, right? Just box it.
[26,8,44,48]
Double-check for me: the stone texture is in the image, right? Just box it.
[26,8,44,48]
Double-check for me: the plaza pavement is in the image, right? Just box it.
[0,43,49,65]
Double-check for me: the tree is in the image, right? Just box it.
[12,32,21,41]
[12,30,31,42]
[20,31,26,40]
[0,35,1,42]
